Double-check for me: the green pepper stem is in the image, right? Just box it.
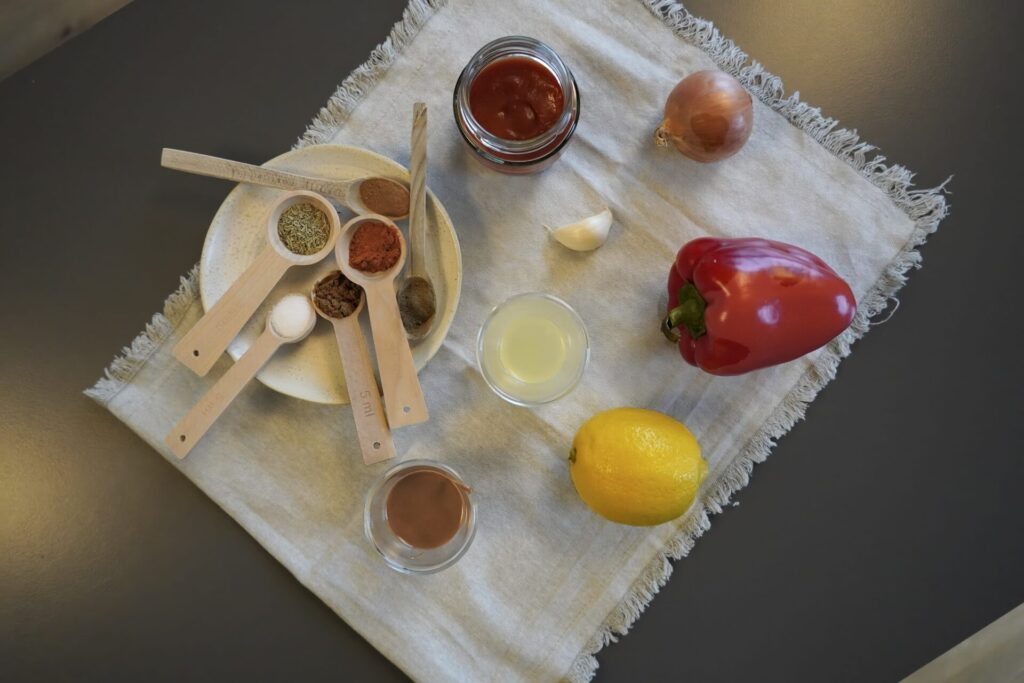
[661,282,707,342]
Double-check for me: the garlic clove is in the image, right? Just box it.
[544,208,613,252]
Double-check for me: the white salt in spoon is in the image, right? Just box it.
[161,148,411,219]
[165,295,317,459]
[173,190,339,376]
[336,214,428,428]
[311,272,396,465]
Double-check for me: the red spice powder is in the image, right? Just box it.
[349,220,401,273]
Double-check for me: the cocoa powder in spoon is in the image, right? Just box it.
[358,178,410,218]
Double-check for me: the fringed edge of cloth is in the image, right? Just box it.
[84,266,199,403]
[567,2,950,681]
[87,1,950,680]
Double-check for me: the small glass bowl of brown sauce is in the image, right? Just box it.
[364,460,476,574]
[453,36,580,174]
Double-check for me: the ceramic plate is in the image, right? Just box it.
[199,145,462,404]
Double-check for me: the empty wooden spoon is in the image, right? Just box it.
[311,271,396,465]
[161,148,411,219]
[165,295,317,459]
[335,214,428,428]
[173,190,339,376]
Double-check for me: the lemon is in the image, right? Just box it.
[569,408,707,526]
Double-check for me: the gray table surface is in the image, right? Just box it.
[2,1,1022,680]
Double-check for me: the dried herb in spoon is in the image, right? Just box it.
[278,202,330,255]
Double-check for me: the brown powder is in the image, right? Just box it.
[313,270,362,318]
[397,278,437,333]
[385,468,466,549]
[349,220,401,273]
[358,178,410,218]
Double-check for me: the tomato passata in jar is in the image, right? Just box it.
[454,36,580,174]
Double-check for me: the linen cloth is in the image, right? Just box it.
[88,1,947,680]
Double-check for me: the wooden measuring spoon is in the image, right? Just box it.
[161,148,410,219]
[336,215,428,428]
[165,295,317,459]
[311,271,396,465]
[397,103,437,342]
[173,190,339,376]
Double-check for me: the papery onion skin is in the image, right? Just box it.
[655,70,753,162]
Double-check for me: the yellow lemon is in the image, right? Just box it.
[569,408,707,526]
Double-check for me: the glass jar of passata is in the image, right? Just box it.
[453,36,580,174]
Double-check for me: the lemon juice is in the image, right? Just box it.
[477,293,589,405]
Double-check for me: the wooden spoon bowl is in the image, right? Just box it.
[335,214,428,428]
[161,149,410,219]
[166,296,317,459]
[310,273,396,465]
[173,190,339,376]
[397,102,437,342]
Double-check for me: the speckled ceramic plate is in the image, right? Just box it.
[199,145,462,404]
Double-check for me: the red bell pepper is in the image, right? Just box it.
[662,237,856,375]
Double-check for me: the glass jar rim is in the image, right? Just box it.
[454,36,579,159]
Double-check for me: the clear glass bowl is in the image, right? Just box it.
[364,460,476,575]
[476,292,590,407]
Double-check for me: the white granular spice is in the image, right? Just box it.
[270,294,315,339]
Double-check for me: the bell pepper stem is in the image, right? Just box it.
[661,282,707,342]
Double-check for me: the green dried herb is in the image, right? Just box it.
[277,202,329,255]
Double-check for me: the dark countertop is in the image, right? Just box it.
[1,1,1021,680]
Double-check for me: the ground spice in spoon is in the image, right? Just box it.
[313,271,363,318]
[349,220,401,273]
[358,178,410,218]
[278,202,330,255]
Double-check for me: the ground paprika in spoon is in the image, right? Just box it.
[348,220,401,273]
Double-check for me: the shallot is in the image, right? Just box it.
[654,70,753,162]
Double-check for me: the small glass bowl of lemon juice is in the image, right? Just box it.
[476,293,590,406]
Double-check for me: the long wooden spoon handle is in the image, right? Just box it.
[408,103,428,277]
[165,329,282,459]
[161,148,351,198]
[333,319,396,464]
[173,244,290,376]
[363,283,429,427]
